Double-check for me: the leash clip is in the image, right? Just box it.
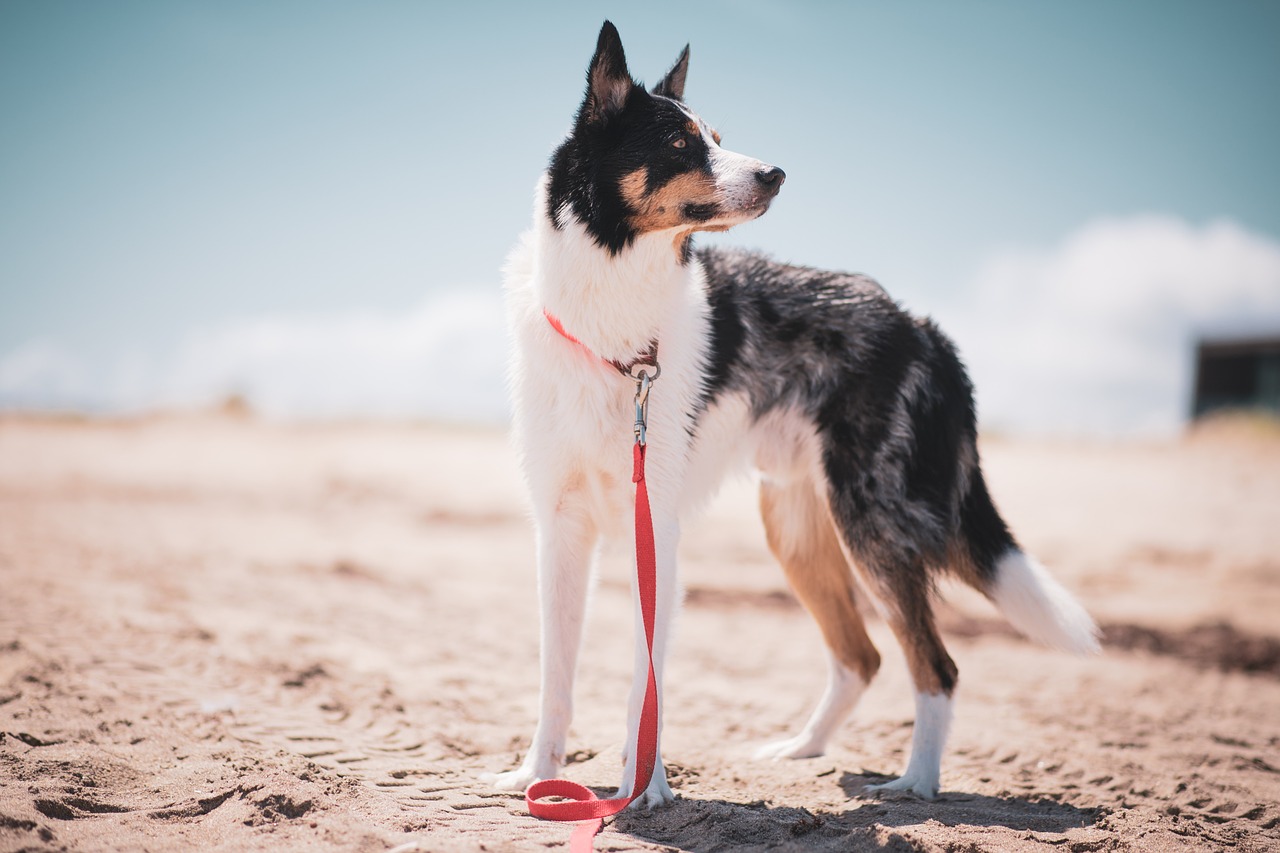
[633,370,653,446]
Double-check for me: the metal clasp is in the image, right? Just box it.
[632,370,653,446]
[625,359,660,384]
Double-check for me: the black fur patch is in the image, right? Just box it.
[901,322,971,516]
[958,468,1016,583]
[702,276,746,400]
[682,202,719,222]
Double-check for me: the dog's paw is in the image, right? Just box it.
[753,734,826,761]
[866,772,939,799]
[623,770,676,811]
[615,757,676,811]
[480,764,549,793]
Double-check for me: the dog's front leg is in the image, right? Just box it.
[616,510,679,809]
[487,499,597,792]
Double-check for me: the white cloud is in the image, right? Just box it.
[937,216,1280,437]
[0,289,511,422]
[0,340,91,408]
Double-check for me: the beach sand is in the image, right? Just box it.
[1,412,1278,851]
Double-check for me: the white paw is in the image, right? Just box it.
[480,763,552,793]
[615,759,676,810]
[867,772,939,799]
[626,770,676,811]
[754,734,825,760]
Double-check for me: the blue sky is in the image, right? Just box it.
[2,1,1279,432]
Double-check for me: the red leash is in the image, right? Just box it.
[526,313,662,851]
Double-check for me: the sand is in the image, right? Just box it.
[1,412,1278,852]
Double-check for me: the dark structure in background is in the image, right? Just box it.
[1192,337,1280,418]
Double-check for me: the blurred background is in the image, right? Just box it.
[2,0,1278,437]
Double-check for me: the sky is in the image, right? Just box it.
[2,1,1279,434]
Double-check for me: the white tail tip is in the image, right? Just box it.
[990,550,1101,655]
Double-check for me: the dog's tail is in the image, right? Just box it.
[956,470,1101,655]
[988,549,1101,654]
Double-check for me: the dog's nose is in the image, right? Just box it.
[755,166,786,194]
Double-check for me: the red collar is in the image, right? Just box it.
[543,308,659,379]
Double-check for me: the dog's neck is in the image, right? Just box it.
[533,177,687,363]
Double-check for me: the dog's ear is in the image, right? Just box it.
[582,21,634,125]
[652,44,689,101]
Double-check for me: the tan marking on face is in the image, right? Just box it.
[685,120,699,136]
[619,167,720,234]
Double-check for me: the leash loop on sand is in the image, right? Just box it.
[526,370,661,853]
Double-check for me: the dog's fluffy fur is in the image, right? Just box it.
[488,22,1099,806]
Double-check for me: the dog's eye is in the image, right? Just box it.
[672,137,687,149]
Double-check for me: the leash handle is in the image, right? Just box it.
[526,403,661,851]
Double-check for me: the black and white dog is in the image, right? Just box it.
[490,21,1098,807]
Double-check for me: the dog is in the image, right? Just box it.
[489,21,1099,807]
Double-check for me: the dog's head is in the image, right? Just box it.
[546,21,785,260]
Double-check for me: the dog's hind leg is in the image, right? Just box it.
[754,477,881,761]
[833,524,958,799]
[485,493,598,792]
[862,589,956,799]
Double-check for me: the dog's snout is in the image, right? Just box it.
[755,166,786,194]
